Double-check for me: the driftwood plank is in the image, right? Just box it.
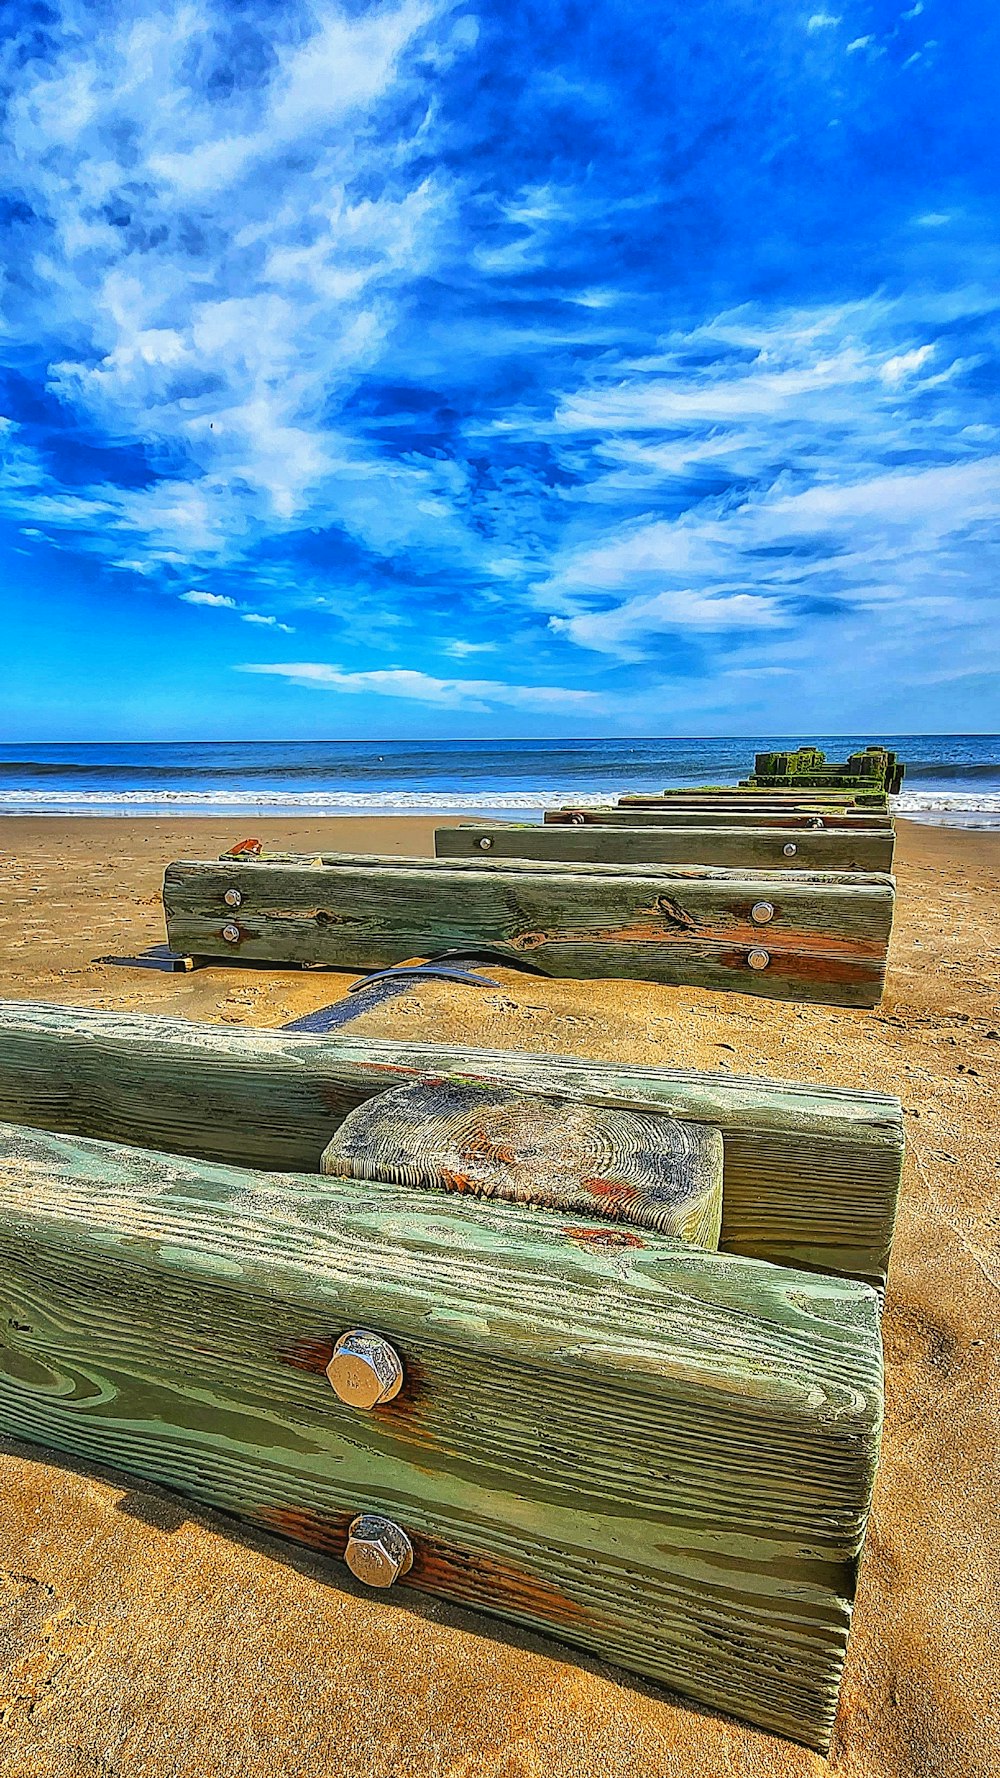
[546,806,894,831]
[162,856,895,1007]
[435,823,895,873]
[0,1120,883,1750]
[0,1002,904,1285]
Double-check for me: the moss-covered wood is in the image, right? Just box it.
[162,855,895,1007]
[0,1002,904,1285]
[0,1119,883,1751]
[435,823,895,872]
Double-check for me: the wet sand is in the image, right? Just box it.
[0,815,998,1777]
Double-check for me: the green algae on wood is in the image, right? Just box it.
[0,1118,883,1752]
[162,855,895,1008]
[0,1002,904,1286]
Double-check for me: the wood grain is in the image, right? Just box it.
[320,1079,724,1248]
[545,806,894,831]
[435,823,896,872]
[162,856,896,1007]
[0,1001,904,1285]
[622,791,888,809]
[0,1119,884,1750]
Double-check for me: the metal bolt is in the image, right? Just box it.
[224,888,242,908]
[478,836,493,850]
[326,1329,404,1409]
[783,842,797,857]
[809,817,825,830]
[570,812,586,825]
[751,900,775,924]
[345,1514,413,1588]
[747,948,771,970]
[221,923,241,944]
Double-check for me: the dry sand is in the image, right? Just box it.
[0,814,997,1778]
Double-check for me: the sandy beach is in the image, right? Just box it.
[0,814,998,1778]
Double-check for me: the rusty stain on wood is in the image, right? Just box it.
[563,1226,647,1250]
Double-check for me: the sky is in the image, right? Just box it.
[1,0,998,740]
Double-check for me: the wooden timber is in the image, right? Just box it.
[0,1119,884,1750]
[320,1079,725,1248]
[639,786,883,803]
[162,855,895,1007]
[618,793,889,813]
[546,806,894,831]
[435,823,895,873]
[745,747,904,796]
[0,1002,904,1285]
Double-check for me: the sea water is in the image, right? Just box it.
[0,736,998,826]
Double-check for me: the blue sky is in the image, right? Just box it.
[1,0,998,740]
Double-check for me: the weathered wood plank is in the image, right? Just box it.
[435,823,895,872]
[640,787,884,804]
[0,1002,904,1285]
[320,1079,725,1248]
[546,806,894,831]
[620,793,890,813]
[163,856,895,1007]
[0,1120,883,1750]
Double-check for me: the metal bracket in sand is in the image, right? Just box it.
[280,956,502,1034]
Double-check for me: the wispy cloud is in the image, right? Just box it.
[240,662,600,713]
[1,0,998,731]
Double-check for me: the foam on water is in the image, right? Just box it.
[1,738,998,825]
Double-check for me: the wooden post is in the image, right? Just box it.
[0,1118,883,1751]
[161,855,895,1007]
[435,823,895,872]
[0,1001,904,1286]
[545,806,894,830]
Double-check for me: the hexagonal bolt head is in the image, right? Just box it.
[478,836,493,849]
[326,1329,404,1410]
[221,924,241,944]
[345,1514,413,1588]
[782,842,797,857]
[750,900,775,924]
[747,948,771,971]
[224,888,243,908]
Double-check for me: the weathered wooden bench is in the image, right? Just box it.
[435,822,896,873]
[161,854,896,1006]
[0,1001,901,1748]
[546,804,895,831]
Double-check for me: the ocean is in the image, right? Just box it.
[0,736,998,826]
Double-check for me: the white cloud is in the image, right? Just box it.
[807,13,841,29]
[239,662,599,712]
[241,612,295,632]
[0,0,468,585]
[181,589,237,608]
[442,639,497,657]
[846,35,874,52]
[550,587,785,657]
